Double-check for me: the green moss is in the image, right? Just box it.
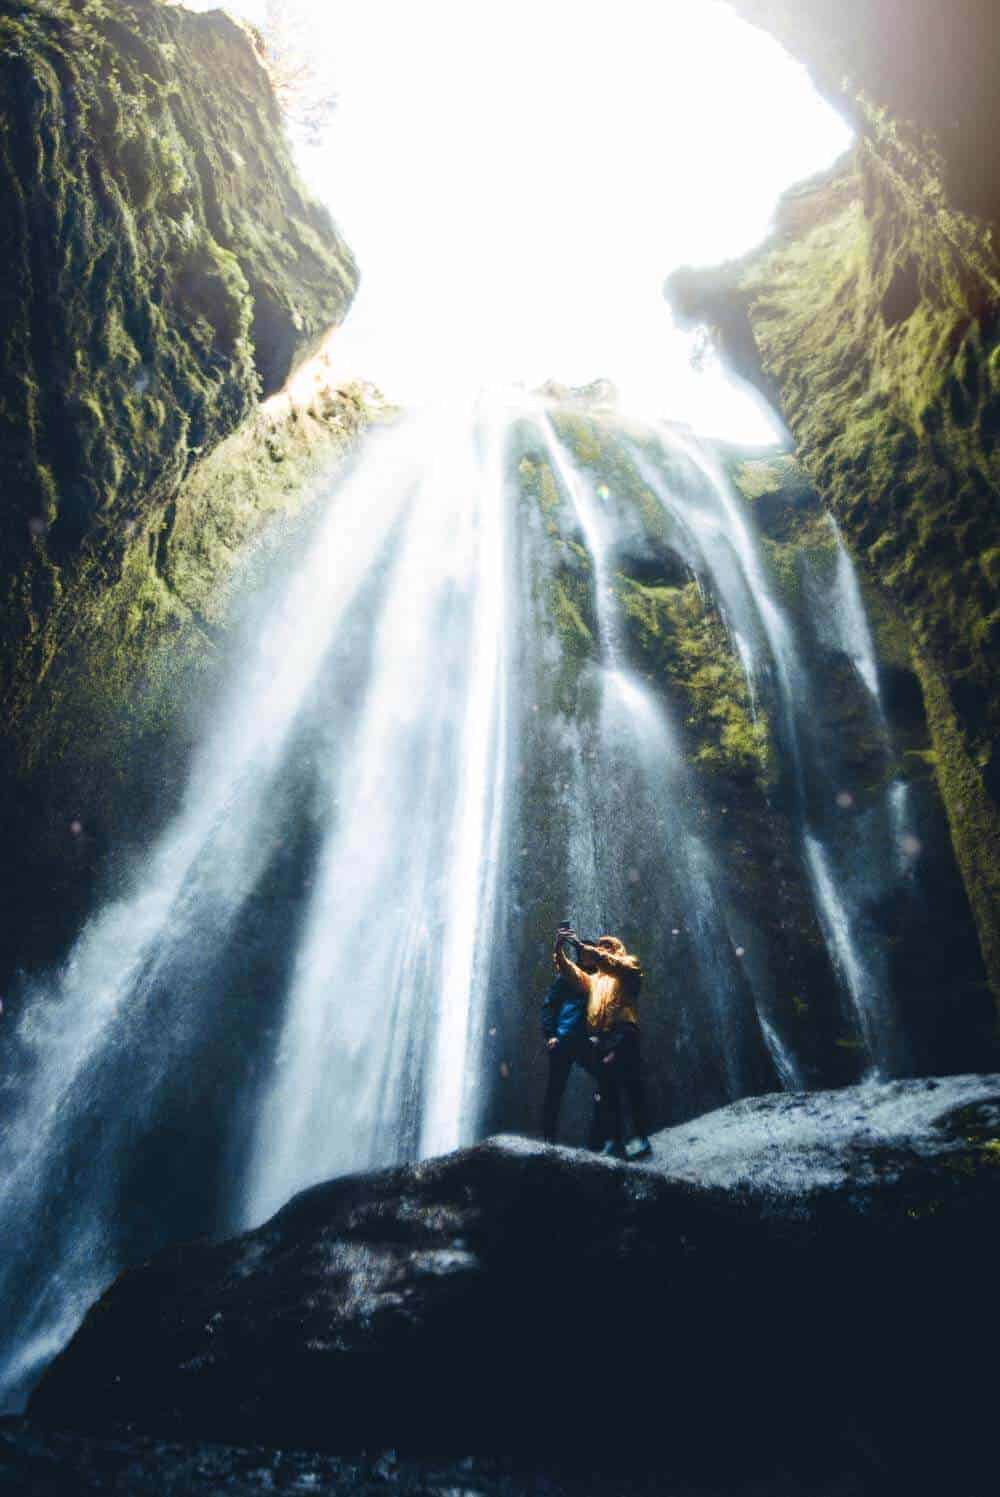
[539,465,561,515]
[0,0,358,738]
[17,381,378,783]
[550,411,602,467]
[733,458,788,501]
[619,576,777,789]
[669,136,1000,1005]
[548,573,593,658]
[912,642,1000,1020]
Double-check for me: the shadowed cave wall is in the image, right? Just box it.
[668,0,1000,1013]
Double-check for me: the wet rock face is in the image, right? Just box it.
[500,418,991,1141]
[666,7,1000,1006]
[0,1421,873,1497]
[0,381,377,993]
[30,1077,1000,1487]
[0,0,364,991]
[728,0,1000,223]
[0,0,358,729]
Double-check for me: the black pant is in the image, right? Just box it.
[595,1024,649,1147]
[542,1033,602,1144]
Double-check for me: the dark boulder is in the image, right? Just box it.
[0,1416,868,1497]
[29,1076,1000,1488]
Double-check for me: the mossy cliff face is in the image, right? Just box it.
[0,377,381,986]
[723,447,990,1058]
[667,12,1000,1009]
[495,409,990,1135]
[0,0,358,734]
[503,417,856,1128]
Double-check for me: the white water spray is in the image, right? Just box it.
[0,405,514,1403]
[827,516,882,704]
[0,395,925,1408]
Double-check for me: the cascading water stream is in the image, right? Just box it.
[245,409,511,1223]
[539,415,775,1101]
[0,402,514,1406]
[629,429,912,1075]
[0,420,420,1403]
[826,514,920,879]
[827,515,882,706]
[0,393,927,1409]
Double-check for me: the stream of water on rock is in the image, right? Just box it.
[0,395,920,1408]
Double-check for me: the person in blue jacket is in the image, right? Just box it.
[540,927,603,1144]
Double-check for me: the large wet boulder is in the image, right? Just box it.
[666,5,1000,1010]
[29,1076,1000,1488]
[0,1418,869,1497]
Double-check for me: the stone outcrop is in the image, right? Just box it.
[666,2,1000,1009]
[0,376,381,989]
[501,413,991,1133]
[726,0,1000,224]
[29,1076,1000,1489]
[0,1419,868,1497]
[0,0,358,733]
[0,0,367,988]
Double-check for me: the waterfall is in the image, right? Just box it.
[537,416,777,1108]
[804,834,883,1061]
[629,431,914,1075]
[827,515,882,705]
[246,407,511,1222]
[0,401,514,1406]
[0,394,926,1407]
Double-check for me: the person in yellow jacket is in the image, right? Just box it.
[554,930,652,1159]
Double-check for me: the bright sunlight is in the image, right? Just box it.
[188,0,853,438]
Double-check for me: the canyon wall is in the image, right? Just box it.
[0,0,366,982]
[0,0,358,731]
[668,0,1000,1008]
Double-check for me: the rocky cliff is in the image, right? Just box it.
[500,412,990,1135]
[0,0,357,729]
[667,0,1000,1009]
[0,0,367,986]
[726,0,1000,224]
[26,1076,1000,1490]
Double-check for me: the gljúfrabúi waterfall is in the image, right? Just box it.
[0,392,943,1408]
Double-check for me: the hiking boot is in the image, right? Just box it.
[630,1136,653,1160]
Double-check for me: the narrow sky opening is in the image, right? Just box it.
[189,0,853,440]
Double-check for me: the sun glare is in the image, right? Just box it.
[189,0,853,440]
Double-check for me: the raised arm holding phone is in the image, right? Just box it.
[549,924,652,1159]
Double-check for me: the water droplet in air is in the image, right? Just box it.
[836,790,854,809]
